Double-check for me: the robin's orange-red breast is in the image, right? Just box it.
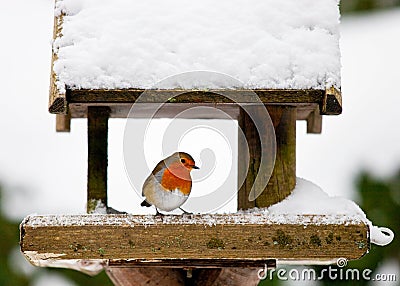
[141,152,199,214]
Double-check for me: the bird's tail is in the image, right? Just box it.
[141,200,152,207]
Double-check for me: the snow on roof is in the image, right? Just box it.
[52,0,341,93]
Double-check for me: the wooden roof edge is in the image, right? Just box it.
[48,90,67,114]
[323,86,342,115]
[49,13,68,114]
[48,86,341,115]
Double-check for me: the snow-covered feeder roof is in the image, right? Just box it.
[49,0,342,115]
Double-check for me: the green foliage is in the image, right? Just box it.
[0,190,30,285]
[317,169,400,286]
[259,169,400,286]
[340,0,400,14]
[0,183,113,286]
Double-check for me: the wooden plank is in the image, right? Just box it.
[68,89,324,104]
[87,107,110,213]
[20,214,369,264]
[69,102,317,120]
[49,14,67,114]
[50,88,329,117]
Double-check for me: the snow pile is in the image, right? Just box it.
[267,178,365,216]
[52,0,341,93]
[265,178,394,246]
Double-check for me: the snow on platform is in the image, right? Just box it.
[23,178,393,247]
[52,0,341,93]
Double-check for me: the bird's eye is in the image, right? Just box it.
[181,159,186,164]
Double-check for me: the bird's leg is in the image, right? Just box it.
[155,208,164,216]
[106,206,127,214]
[179,207,193,215]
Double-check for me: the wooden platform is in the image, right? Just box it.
[20,213,369,269]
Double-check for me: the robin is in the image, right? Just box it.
[141,152,199,214]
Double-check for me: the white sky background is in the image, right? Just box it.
[0,1,399,220]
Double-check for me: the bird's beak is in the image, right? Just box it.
[192,165,200,169]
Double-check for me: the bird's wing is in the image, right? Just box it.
[142,160,166,196]
[142,175,153,196]
[152,160,167,177]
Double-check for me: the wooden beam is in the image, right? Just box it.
[322,87,342,115]
[306,106,323,134]
[69,102,319,121]
[87,107,110,213]
[56,113,71,132]
[20,214,369,264]
[68,88,324,104]
[50,88,328,116]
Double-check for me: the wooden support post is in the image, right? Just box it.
[56,113,71,132]
[87,106,110,213]
[238,105,296,209]
[306,106,322,134]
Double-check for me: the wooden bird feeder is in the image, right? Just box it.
[20,0,369,285]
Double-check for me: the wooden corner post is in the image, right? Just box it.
[87,106,110,213]
[238,105,296,209]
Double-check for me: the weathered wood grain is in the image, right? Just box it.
[67,89,324,104]
[87,107,110,213]
[49,14,67,114]
[56,113,71,132]
[306,106,323,134]
[322,87,342,115]
[238,106,296,209]
[49,87,342,117]
[20,214,369,264]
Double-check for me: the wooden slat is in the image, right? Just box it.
[20,214,369,265]
[67,89,324,104]
[49,88,343,117]
[69,102,319,121]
